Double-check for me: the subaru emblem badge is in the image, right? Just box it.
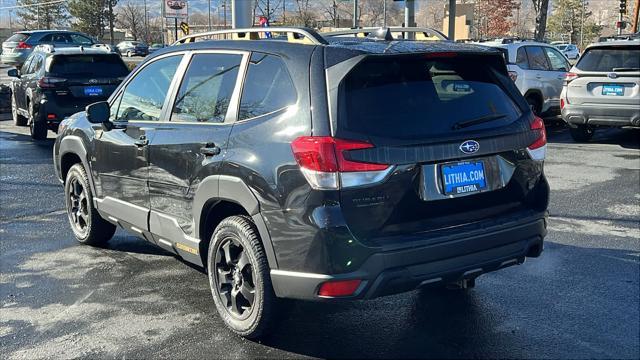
[608,72,618,79]
[459,140,480,154]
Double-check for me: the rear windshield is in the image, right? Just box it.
[49,54,129,78]
[556,45,567,50]
[576,46,640,71]
[7,33,30,42]
[338,55,522,140]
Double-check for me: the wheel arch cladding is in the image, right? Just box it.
[525,89,543,105]
[58,136,96,195]
[194,175,278,269]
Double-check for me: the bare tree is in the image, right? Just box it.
[118,1,145,41]
[293,0,316,27]
[532,0,551,40]
[255,0,284,22]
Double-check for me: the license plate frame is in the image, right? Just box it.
[84,86,103,97]
[440,160,488,196]
[602,84,624,96]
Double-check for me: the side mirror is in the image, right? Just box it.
[86,101,110,124]
[7,69,20,78]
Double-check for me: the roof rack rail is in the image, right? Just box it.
[323,27,449,41]
[173,27,328,46]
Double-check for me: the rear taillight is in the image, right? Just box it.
[291,136,392,190]
[527,116,547,161]
[564,72,578,84]
[16,41,32,49]
[37,77,66,89]
[318,279,362,297]
[560,98,565,109]
[508,71,518,82]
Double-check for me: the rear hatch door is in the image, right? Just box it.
[329,52,545,245]
[568,45,640,106]
[47,53,129,103]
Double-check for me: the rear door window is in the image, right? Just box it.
[576,47,640,72]
[239,53,297,120]
[171,53,242,123]
[516,47,529,69]
[526,46,550,70]
[69,34,93,45]
[49,55,129,78]
[338,55,523,140]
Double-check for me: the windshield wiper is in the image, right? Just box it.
[612,67,640,72]
[452,113,508,130]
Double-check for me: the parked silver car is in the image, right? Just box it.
[483,41,571,117]
[561,39,640,141]
[555,43,581,60]
[1,30,94,68]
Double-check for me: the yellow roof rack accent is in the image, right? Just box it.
[173,27,328,46]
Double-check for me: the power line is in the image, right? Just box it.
[0,0,67,11]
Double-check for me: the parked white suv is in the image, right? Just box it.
[555,43,581,60]
[561,39,640,141]
[482,41,571,117]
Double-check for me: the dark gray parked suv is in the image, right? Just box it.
[53,27,549,338]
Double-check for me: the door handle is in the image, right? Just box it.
[535,74,542,79]
[134,135,148,147]
[200,142,221,156]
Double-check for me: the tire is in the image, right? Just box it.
[526,95,542,117]
[11,93,27,126]
[28,102,47,140]
[126,51,132,57]
[64,164,116,246]
[207,215,278,339]
[569,125,595,142]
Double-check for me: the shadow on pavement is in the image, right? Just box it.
[546,122,640,150]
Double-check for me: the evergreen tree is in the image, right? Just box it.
[16,0,70,30]
[547,0,602,47]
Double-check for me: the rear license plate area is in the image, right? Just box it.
[602,84,624,96]
[440,161,487,196]
[84,86,103,96]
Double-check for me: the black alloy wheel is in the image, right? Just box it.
[213,237,256,319]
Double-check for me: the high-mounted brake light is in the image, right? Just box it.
[318,279,362,297]
[291,136,392,190]
[424,52,457,59]
[527,116,547,161]
[564,72,578,83]
[16,41,32,49]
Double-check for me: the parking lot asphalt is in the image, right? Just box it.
[0,95,639,357]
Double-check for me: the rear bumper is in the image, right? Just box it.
[270,214,547,301]
[38,99,91,130]
[1,52,27,66]
[562,103,640,127]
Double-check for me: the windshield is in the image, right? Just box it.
[576,47,640,71]
[338,55,522,140]
[49,54,129,78]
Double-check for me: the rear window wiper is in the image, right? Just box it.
[452,113,508,130]
[612,67,640,72]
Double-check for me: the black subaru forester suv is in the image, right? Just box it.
[53,27,549,338]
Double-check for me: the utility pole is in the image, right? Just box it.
[632,0,640,33]
[405,0,416,39]
[383,0,387,27]
[208,0,212,31]
[580,0,585,47]
[224,0,227,29]
[448,0,456,41]
[353,0,358,28]
[144,0,149,43]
